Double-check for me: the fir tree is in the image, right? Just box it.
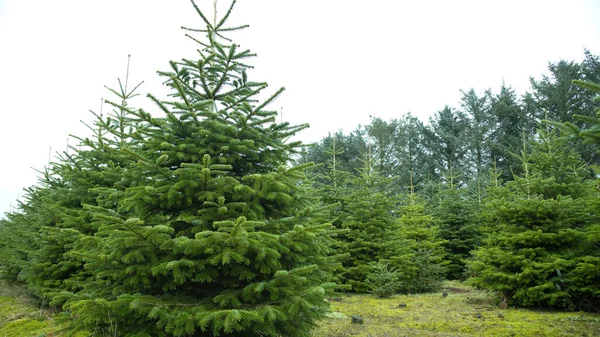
[393,113,430,192]
[488,83,535,181]
[460,88,493,177]
[366,117,400,176]
[366,261,402,298]
[310,134,352,224]
[63,2,338,336]
[424,106,472,183]
[559,80,600,146]
[306,135,352,285]
[394,180,446,293]
[468,128,595,310]
[341,149,400,293]
[530,54,600,165]
[305,130,368,177]
[0,197,38,282]
[431,171,479,280]
[474,160,510,239]
[553,79,600,311]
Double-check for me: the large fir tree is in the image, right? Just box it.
[13,2,340,336]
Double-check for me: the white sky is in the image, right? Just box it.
[1,0,599,215]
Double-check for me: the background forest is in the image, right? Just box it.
[1,1,600,336]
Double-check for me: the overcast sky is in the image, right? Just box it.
[1,0,599,216]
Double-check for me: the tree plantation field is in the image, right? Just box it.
[2,1,600,336]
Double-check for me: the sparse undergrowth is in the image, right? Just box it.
[314,281,600,337]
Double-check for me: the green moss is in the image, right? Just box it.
[0,297,28,319]
[0,317,50,337]
[314,281,600,337]
[0,284,66,337]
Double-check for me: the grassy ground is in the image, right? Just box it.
[314,281,600,337]
[0,282,66,337]
[1,281,599,336]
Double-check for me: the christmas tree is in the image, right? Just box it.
[468,128,595,309]
[341,149,401,293]
[432,171,479,280]
[394,180,446,293]
[62,2,338,336]
[553,79,600,311]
